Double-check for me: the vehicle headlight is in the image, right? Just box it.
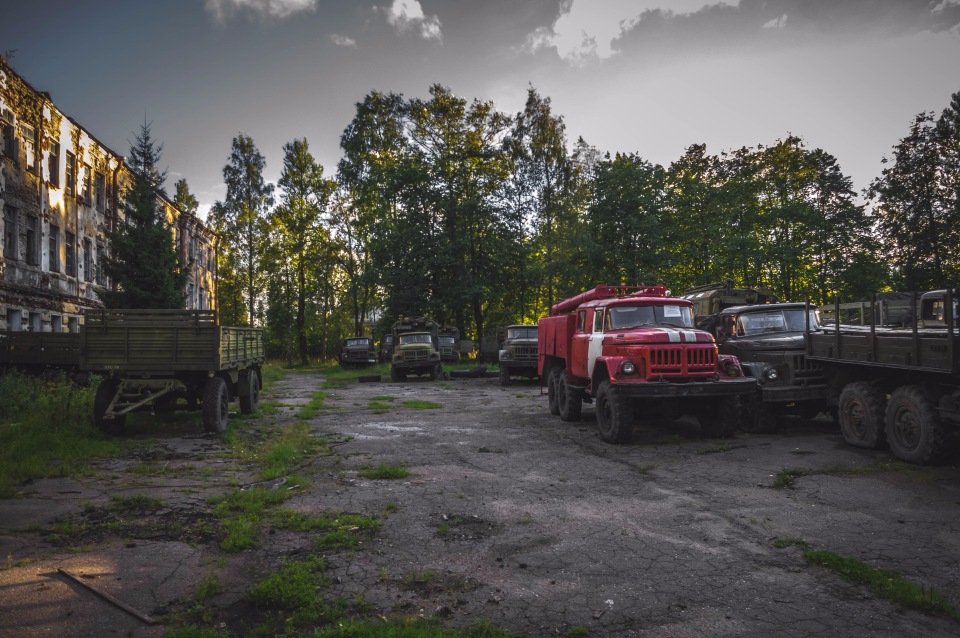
[765,368,779,381]
[723,360,743,377]
[621,361,636,375]
[499,349,510,360]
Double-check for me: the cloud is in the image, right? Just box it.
[329,34,357,48]
[205,0,319,22]
[381,0,443,42]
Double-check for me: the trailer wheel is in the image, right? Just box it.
[203,376,229,434]
[838,382,886,449]
[699,396,740,438]
[595,380,634,444]
[94,379,125,435]
[740,394,777,433]
[885,386,948,465]
[547,368,561,415]
[557,374,582,422]
[499,365,510,386]
[239,369,261,414]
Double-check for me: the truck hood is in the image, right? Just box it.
[723,332,805,351]
[606,327,712,345]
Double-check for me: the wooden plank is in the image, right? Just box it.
[57,568,157,625]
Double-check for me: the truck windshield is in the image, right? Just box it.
[737,309,820,336]
[399,333,432,345]
[345,338,371,347]
[507,327,537,339]
[607,305,694,330]
[439,336,456,344]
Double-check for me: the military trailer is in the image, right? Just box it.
[0,331,82,377]
[498,324,539,385]
[389,316,442,381]
[338,336,377,368]
[81,309,264,435]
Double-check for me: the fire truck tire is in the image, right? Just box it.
[547,368,561,415]
[838,382,886,449]
[499,365,510,386]
[94,379,125,435]
[699,396,740,438]
[885,386,948,465]
[203,376,229,434]
[558,374,582,422]
[239,369,261,414]
[595,380,634,444]
[740,394,777,433]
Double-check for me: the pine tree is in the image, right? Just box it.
[100,122,186,309]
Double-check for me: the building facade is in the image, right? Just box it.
[0,56,216,332]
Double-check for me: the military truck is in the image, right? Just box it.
[81,309,264,435]
[338,336,377,368]
[378,334,394,363]
[498,324,539,385]
[389,316,442,381]
[438,326,461,363]
[539,285,756,443]
[681,279,779,333]
[717,302,827,432]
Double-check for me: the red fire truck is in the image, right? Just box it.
[538,285,756,443]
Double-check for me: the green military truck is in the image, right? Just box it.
[681,279,779,333]
[389,316,442,381]
[498,324,539,385]
[81,309,265,435]
[338,336,377,368]
[438,326,461,363]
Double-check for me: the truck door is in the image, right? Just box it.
[587,308,605,378]
[570,308,592,379]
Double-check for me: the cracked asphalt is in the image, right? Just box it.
[1,369,959,637]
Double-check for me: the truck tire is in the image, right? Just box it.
[595,380,634,444]
[203,376,229,434]
[547,368,561,415]
[499,365,510,386]
[740,394,777,433]
[239,369,261,414]
[94,379,125,435]
[838,382,886,449]
[557,374,582,422]
[390,367,402,382]
[429,364,440,381]
[885,386,948,465]
[699,396,740,438]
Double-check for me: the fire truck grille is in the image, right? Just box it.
[649,346,716,375]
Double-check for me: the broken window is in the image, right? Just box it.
[83,237,92,281]
[65,151,75,196]
[25,215,38,265]
[3,206,17,260]
[82,164,92,205]
[21,123,36,172]
[6,309,22,332]
[96,240,107,285]
[94,171,106,211]
[1,110,15,161]
[48,224,60,273]
[51,315,62,332]
[28,312,41,332]
[65,230,76,276]
[48,141,60,187]
[67,317,78,333]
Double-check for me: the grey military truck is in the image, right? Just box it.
[338,336,377,368]
[498,324,539,386]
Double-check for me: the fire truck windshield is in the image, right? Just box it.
[606,304,694,330]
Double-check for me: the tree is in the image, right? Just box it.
[100,121,186,309]
[173,178,199,216]
[217,134,274,326]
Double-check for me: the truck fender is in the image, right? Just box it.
[717,354,746,378]
[739,360,771,380]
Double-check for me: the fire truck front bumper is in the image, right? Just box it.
[611,376,758,398]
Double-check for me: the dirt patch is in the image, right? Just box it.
[2,370,959,637]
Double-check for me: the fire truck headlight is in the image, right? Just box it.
[620,361,636,376]
[723,360,743,377]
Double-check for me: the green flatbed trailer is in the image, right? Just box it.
[0,331,82,375]
[80,309,265,435]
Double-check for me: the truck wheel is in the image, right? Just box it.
[700,396,740,438]
[557,374,583,422]
[499,366,510,386]
[885,386,948,465]
[838,382,886,449]
[94,379,125,435]
[547,368,561,415]
[740,394,777,433]
[239,369,261,414]
[429,364,439,381]
[595,380,634,444]
[203,376,229,434]
[390,367,401,382]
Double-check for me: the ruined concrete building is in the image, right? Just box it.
[0,56,216,332]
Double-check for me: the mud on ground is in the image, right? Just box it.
[1,369,959,637]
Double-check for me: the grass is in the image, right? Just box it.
[320,363,391,388]
[297,391,329,420]
[772,467,817,489]
[773,538,960,619]
[246,556,328,610]
[771,462,925,490]
[697,443,733,455]
[311,618,516,638]
[401,400,442,409]
[358,463,411,479]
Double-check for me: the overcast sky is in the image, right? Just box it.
[3,0,959,218]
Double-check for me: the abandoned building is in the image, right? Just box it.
[0,56,216,332]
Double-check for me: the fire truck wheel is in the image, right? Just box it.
[595,380,634,444]
[699,396,740,438]
[558,374,582,422]
[94,378,125,435]
[547,368,561,415]
[838,382,886,449]
[740,394,777,433]
[885,386,948,465]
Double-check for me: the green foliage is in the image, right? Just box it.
[246,556,327,610]
[401,400,441,409]
[357,464,411,479]
[311,618,516,638]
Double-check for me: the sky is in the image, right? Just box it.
[2,0,959,219]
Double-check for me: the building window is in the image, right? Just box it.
[51,315,62,332]
[94,171,106,211]
[65,151,76,196]
[48,224,60,273]
[3,207,17,259]
[82,164,92,205]
[96,240,107,285]
[29,312,41,332]
[25,216,39,265]
[65,231,76,276]
[48,141,60,187]
[1,110,15,161]
[21,123,36,172]
[83,238,92,281]
[67,317,78,333]
[6,309,22,332]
